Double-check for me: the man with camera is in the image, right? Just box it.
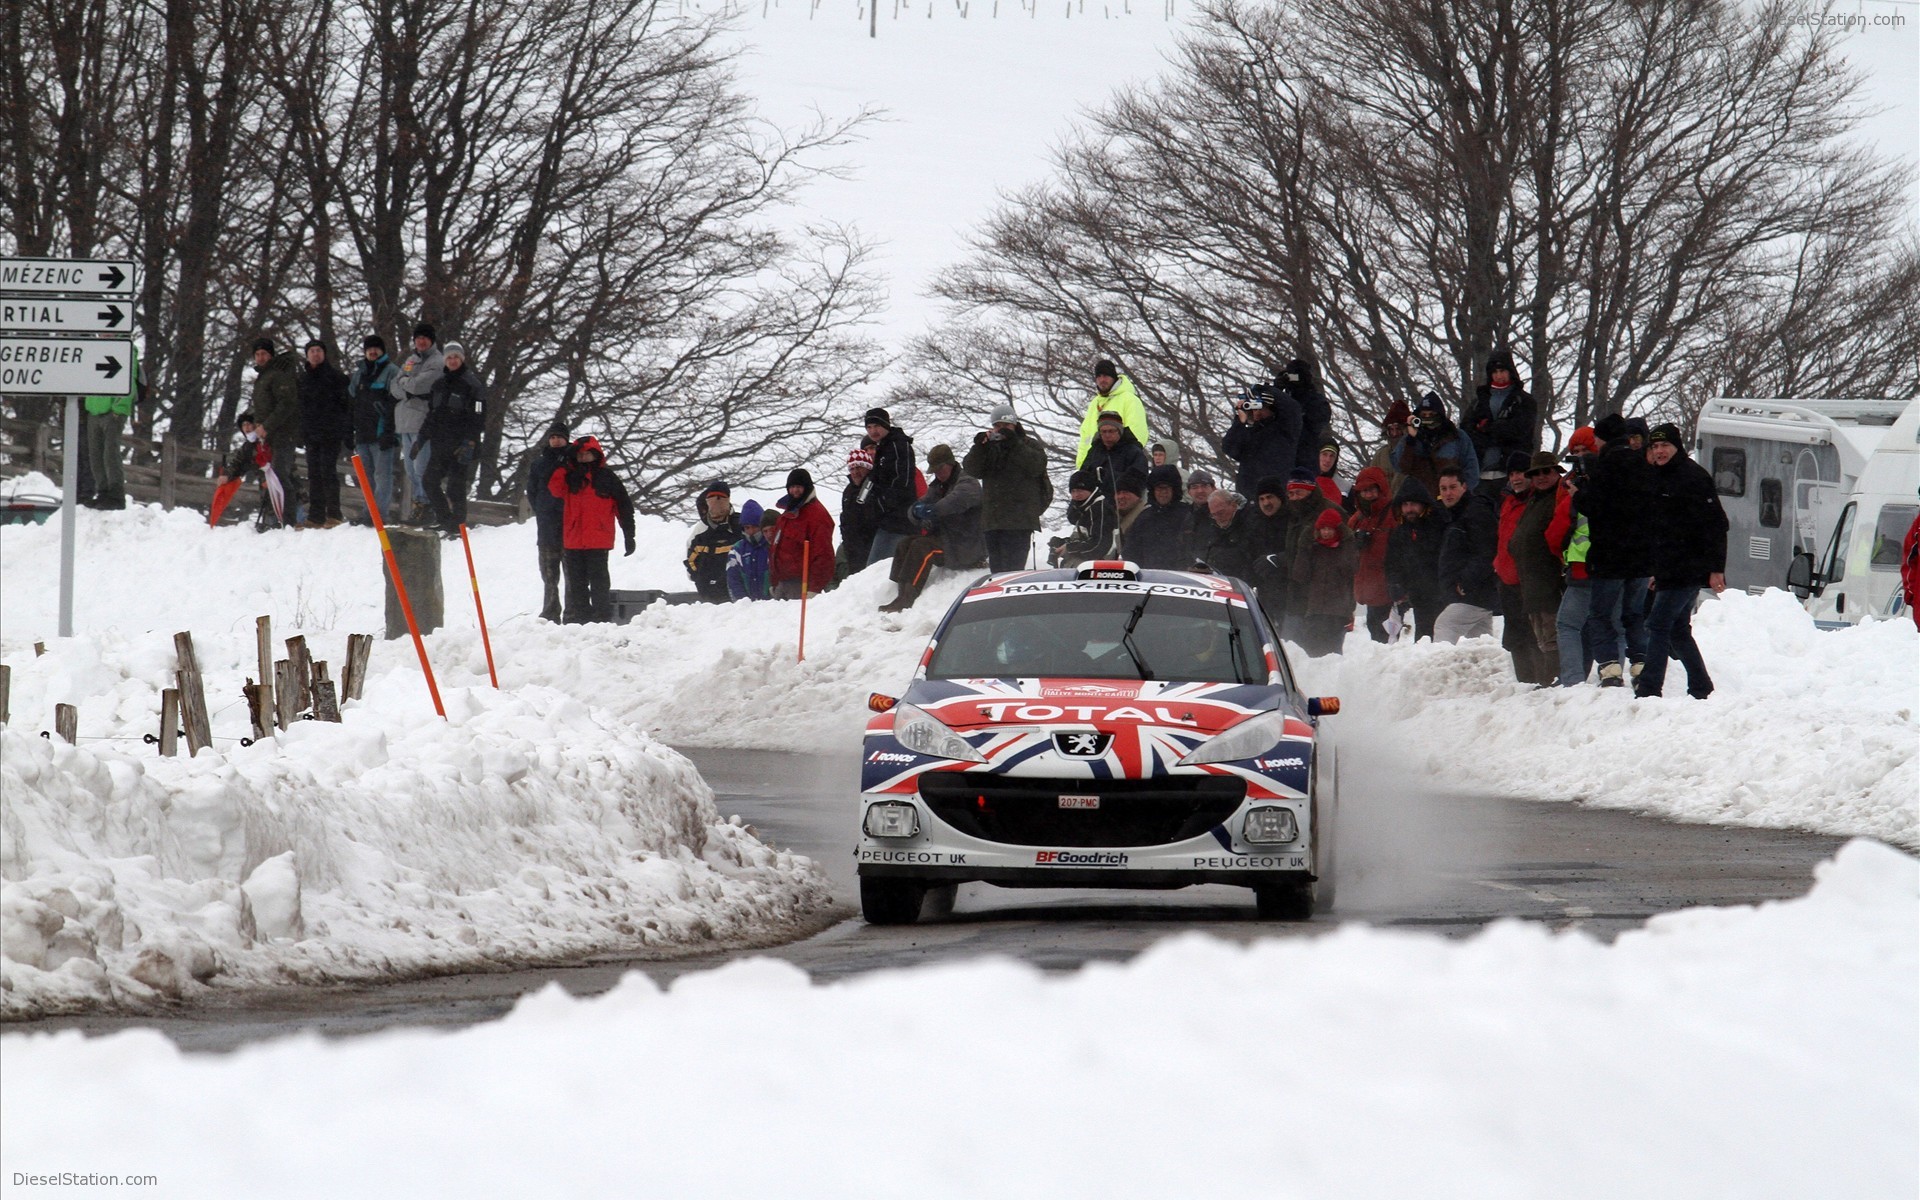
[963,403,1052,572]
[1221,381,1301,498]
[1396,392,1480,495]
[1274,359,1329,474]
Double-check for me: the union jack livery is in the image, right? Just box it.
[856,561,1341,924]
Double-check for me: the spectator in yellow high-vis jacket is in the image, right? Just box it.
[1074,358,1149,467]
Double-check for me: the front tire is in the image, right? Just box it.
[861,877,927,925]
[1254,882,1315,921]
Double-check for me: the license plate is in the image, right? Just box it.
[1058,795,1100,809]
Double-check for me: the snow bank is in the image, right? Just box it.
[0,638,831,1018]
[3,840,1912,1199]
[1290,589,1919,850]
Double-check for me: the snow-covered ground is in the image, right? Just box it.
[4,839,1913,1198]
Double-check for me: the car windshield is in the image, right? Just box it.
[927,590,1264,684]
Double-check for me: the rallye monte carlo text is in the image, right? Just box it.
[855,561,1341,924]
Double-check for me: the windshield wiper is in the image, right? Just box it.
[1120,589,1155,681]
[1226,618,1250,683]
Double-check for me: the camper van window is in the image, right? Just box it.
[1759,479,1783,528]
[1712,448,1746,497]
[1870,505,1918,572]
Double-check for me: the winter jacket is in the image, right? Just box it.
[1509,483,1570,614]
[1056,492,1118,566]
[349,356,399,445]
[1122,468,1193,570]
[1396,417,1479,495]
[250,351,303,450]
[869,427,920,535]
[223,431,274,480]
[421,364,485,449]
[84,347,141,417]
[1293,513,1360,618]
[1546,487,1590,580]
[727,529,773,601]
[1463,383,1538,477]
[298,358,352,447]
[1081,428,1151,502]
[1576,440,1655,580]
[1222,407,1302,499]
[389,344,444,436]
[1386,491,1447,612]
[526,442,571,546]
[1282,490,1338,611]
[1193,508,1260,582]
[1075,374,1149,467]
[686,510,744,602]
[1492,487,1531,588]
[1279,364,1332,474]
[1241,502,1293,612]
[1347,467,1399,608]
[840,474,881,571]
[772,488,836,590]
[963,425,1053,532]
[1645,452,1729,590]
[926,469,987,569]
[1437,490,1500,610]
[548,452,636,552]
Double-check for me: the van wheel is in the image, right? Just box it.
[861,878,926,925]
[1254,882,1314,921]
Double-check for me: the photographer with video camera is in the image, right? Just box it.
[1221,379,1302,498]
[1274,359,1329,474]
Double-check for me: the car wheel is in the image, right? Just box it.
[861,877,927,925]
[1253,882,1314,921]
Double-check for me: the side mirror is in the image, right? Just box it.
[1307,697,1340,717]
[868,693,898,713]
[1785,551,1821,599]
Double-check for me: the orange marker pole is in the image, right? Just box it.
[351,454,446,718]
[798,539,810,663]
[458,524,499,688]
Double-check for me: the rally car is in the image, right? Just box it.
[856,560,1340,925]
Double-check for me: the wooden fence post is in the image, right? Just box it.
[341,633,373,701]
[54,703,77,744]
[256,616,275,723]
[173,632,213,756]
[285,636,313,714]
[159,437,178,510]
[273,660,299,729]
[0,663,10,725]
[243,679,272,741]
[34,641,46,657]
[312,662,341,722]
[159,688,180,756]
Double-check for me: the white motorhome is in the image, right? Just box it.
[1694,397,1917,625]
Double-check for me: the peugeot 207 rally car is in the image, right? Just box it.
[856,561,1340,925]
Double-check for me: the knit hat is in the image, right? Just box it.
[701,478,731,499]
[1255,475,1289,500]
[1503,450,1532,474]
[412,321,436,342]
[363,335,386,351]
[1096,408,1124,426]
[1385,399,1412,425]
[1093,358,1118,379]
[442,341,465,360]
[1624,416,1650,439]
[1486,348,1516,378]
[1527,451,1562,473]
[1566,426,1599,455]
[251,337,274,355]
[862,407,891,429]
[1319,442,1339,456]
[1314,508,1346,536]
[1286,468,1316,487]
[990,403,1017,425]
[786,468,814,491]
[1594,413,1628,442]
[1415,391,1445,416]
[1393,477,1434,507]
[760,506,781,527]
[1116,468,1148,497]
[846,446,874,470]
[739,498,764,528]
[1647,422,1683,447]
[1186,469,1216,489]
[304,338,326,352]
[1068,468,1099,493]
[926,444,957,471]
[1146,464,1182,495]
[545,419,571,441]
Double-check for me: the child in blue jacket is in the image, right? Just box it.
[726,500,776,600]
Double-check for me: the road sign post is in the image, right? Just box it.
[59,396,78,637]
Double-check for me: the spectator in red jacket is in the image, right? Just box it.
[1903,508,1920,631]
[771,468,836,599]
[1489,450,1541,681]
[1346,466,1398,642]
[547,436,636,624]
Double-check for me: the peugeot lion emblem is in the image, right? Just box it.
[1053,731,1113,757]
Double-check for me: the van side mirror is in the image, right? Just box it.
[1785,551,1821,599]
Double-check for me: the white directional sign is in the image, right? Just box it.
[0,296,133,334]
[0,256,138,298]
[0,336,136,395]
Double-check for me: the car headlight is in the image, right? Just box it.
[1243,806,1298,845]
[863,802,922,839]
[1176,708,1291,766]
[890,702,986,763]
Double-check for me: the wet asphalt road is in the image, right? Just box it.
[6,742,1849,1052]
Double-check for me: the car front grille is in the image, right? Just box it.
[917,773,1246,848]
